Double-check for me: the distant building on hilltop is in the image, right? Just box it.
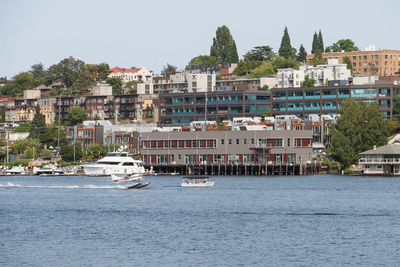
[108,67,153,83]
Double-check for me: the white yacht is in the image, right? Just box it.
[83,152,145,176]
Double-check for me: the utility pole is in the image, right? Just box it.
[57,95,61,152]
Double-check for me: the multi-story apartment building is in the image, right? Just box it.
[159,89,270,125]
[277,59,351,88]
[108,67,153,83]
[271,84,400,120]
[306,47,400,76]
[140,129,313,165]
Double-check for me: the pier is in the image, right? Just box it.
[145,163,321,176]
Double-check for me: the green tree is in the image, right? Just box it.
[311,32,319,54]
[273,56,300,71]
[328,39,359,52]
[278,27,296,59]
[210,25,239,64]
[60,141,83,162]
[42,127,66,148]
[13,122,31,132]
[0,106,5,122]
[161,63,177,76]
[331,99,390,169]
[343,56,353,72]
[301,75,316,87]
[29,106,46,143]
[11,138,41,158]
[86,144,108,160]
[68,106,87,125]
[393,97,400,121]
[232,60,261,76]
[249,61,275,78]
[186,55,219,69]
[107,77,123,95]
[318,30,324,52]
[307,51,325,66]
[243,46,275,62]
[2,72,37,96]
[297,44,307,62]
[48,57,85,88]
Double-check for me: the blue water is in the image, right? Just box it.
[1,175,400,266]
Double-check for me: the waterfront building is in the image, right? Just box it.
[306,46,400,76]
[271,84,400,120]
[359,144,400,175]
[140,129,313,166]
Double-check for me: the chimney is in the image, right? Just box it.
[373,145,377,151]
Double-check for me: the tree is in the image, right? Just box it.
[297,44,307,63]
[186,55,219,69]
[307,51,325,66]
[393,97,400,121]
[318,30,324,53]
[210,25,239,64]
[68,106,87,125]
[1,72,37,96]
[161,63,177,77]
[301,75,316,87]
[13,122,31,133]
[29,106,46,143]
[249,61,275,78]
[42,127,66,148]
[311,32,319,55]
[232,60,261,76]
[331,99,390,169]
[48,57,85,88]
[29,63,46,79]
[107,77,123,95]
[278,27,296,59]
[328,39,359,52]
[85,144,108,160]
[243,46,275,62]
[343,56,353,72]
[273,56,300,71]
[11,138,41,158]
[60,141,83,162]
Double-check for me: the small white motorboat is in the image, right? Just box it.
[181,176,214,187]
[111,174,150,189]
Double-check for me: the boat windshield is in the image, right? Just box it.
[105,152,129,157]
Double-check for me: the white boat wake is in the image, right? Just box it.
[0,182,126,190]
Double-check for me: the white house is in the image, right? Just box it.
[108,67,153,83]
[277,59,352,88]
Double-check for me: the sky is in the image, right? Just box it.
[1,0,400,78]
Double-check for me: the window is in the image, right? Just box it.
[221,139,224,145]
[287,138,290,147]
[243,139,247,145]
[251,138,255,144]
[236,139,239,144]
[178,154,181,160]
[228,139,232,145]
[377,165,383,169]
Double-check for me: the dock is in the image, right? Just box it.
[145,163,321,176]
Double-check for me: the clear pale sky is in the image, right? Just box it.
[1,0,399,78]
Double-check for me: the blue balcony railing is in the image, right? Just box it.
[304,95,320,99]
[338,94,349,98]
[322,95,336,98]
[322,106,336,110]
[287,107,303,111]
[304,107,320,110]
[287,96,303,100]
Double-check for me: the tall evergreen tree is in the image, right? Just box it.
[318,30,324,53]
[297,44,307,62]
[278,27,295,59]
[210,25,239,64]
[311,32,319,54]
[29,105,46,143]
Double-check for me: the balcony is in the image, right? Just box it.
[304,95,320,99]
[304,106,320,110]
[359,158,400,164]
[338,94,350,98]
[287,107,303,111]
[322,106,336,110]
[287,96,303,100]
[322,95,336,99]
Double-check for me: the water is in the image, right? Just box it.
[1,175,400,266]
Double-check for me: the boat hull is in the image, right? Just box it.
[181,181,214,187]
[83,165,145,176]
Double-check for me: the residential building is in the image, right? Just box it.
[277,59,351,88]
[108,67,153,83]
[271,84,400,120]
[359,144,400,175]
[306,47,400,76]
[159,89,270,125]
